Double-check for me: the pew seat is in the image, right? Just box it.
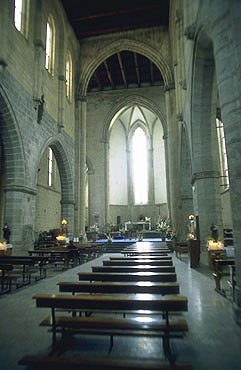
[57,281,180,295]
[19,354,194,370]
[33,293,188,360]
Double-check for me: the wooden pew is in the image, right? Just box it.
[78,271,177,282]
[91,265,176,273]
[28,249,74,269]
[103,259,173,266]
[0,264,14,294]
[0,255,48,282]
[109,255,172,260]
[19,354,194,370]
[0,256,48,287]
[174,243,189,259]
[121,250,170,256]
[212,258,235,296]
[32,292,188,360]
[58,281,180,295]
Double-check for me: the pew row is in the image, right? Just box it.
[19,354,194,370]
[33,293,188,360]
[78,271,177,282]
[109,255,172,260]
[122,250,170,256]
[57,281,180,295]
[92,265,176,273]
[103,259,173,266]
[0,256,48,291]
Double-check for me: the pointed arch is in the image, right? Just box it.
[78,39,174,95]
[101,94,167,143]
[0,86,26,186]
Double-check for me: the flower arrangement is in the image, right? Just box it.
[156,218,173,240]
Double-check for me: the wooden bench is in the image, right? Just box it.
[78,271,177,282]
[109,255,172,260]
[18,354,194,370]
[33,293,188,360]
[212,258,235,296]
[0,264,14,294]
[28,249,74,269]
[103,259,173,266]
[91,265,176,273]
[122,249,170,256]
[175,243,189,259]
[0,256,48,288]
[0,255,48,282]
[58,281,180,295]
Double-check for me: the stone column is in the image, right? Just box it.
[164,84,180,230]
[210,0,241,326]
[191,170,223,264]
[60,198,75,237]
[75,95,87,236]
[4,185,37,254]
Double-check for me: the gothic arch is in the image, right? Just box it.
[78,39,174,96]
[38,138,74,205]
[101,94,167,143]
[0,86,26,186]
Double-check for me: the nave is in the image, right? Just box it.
[0,252,241,370]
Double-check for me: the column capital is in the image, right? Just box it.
[164,83,175,92]
[4,184,37,195]
[191,170,220,185]
[75,95,87,103]
[184,23,196,40]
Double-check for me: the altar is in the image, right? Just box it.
[124,221,151,231]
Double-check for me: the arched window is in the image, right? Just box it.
[65,51,73,101]
[132,127,148,204]
[48,147,53,187]
[14,0,29,37]
[45,16,55,75]
[216,118,229,189]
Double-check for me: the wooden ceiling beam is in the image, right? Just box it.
[104,60,115,89]
[94,72,102,90]
[150,61,154,85]
[117,52,128,88]
[134,52,141,87]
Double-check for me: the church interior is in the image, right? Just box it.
[0,0,241,369]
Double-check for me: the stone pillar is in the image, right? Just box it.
[164,84,180,230]
[60,199,75,237]
[4,185,37,254]
[191,170,223,265]
[210,0,241,324]
[75,95,87,236]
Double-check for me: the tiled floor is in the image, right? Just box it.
[0,252,241,370]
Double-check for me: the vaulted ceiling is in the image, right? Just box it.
[60,0,169,92]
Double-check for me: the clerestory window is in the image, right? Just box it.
[45,16,55,75]
[65,51,73,101]
[14,0,29,37]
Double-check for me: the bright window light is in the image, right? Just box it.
[48,147,53,187]
[14,0,23,31]
[132,127,148,204]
